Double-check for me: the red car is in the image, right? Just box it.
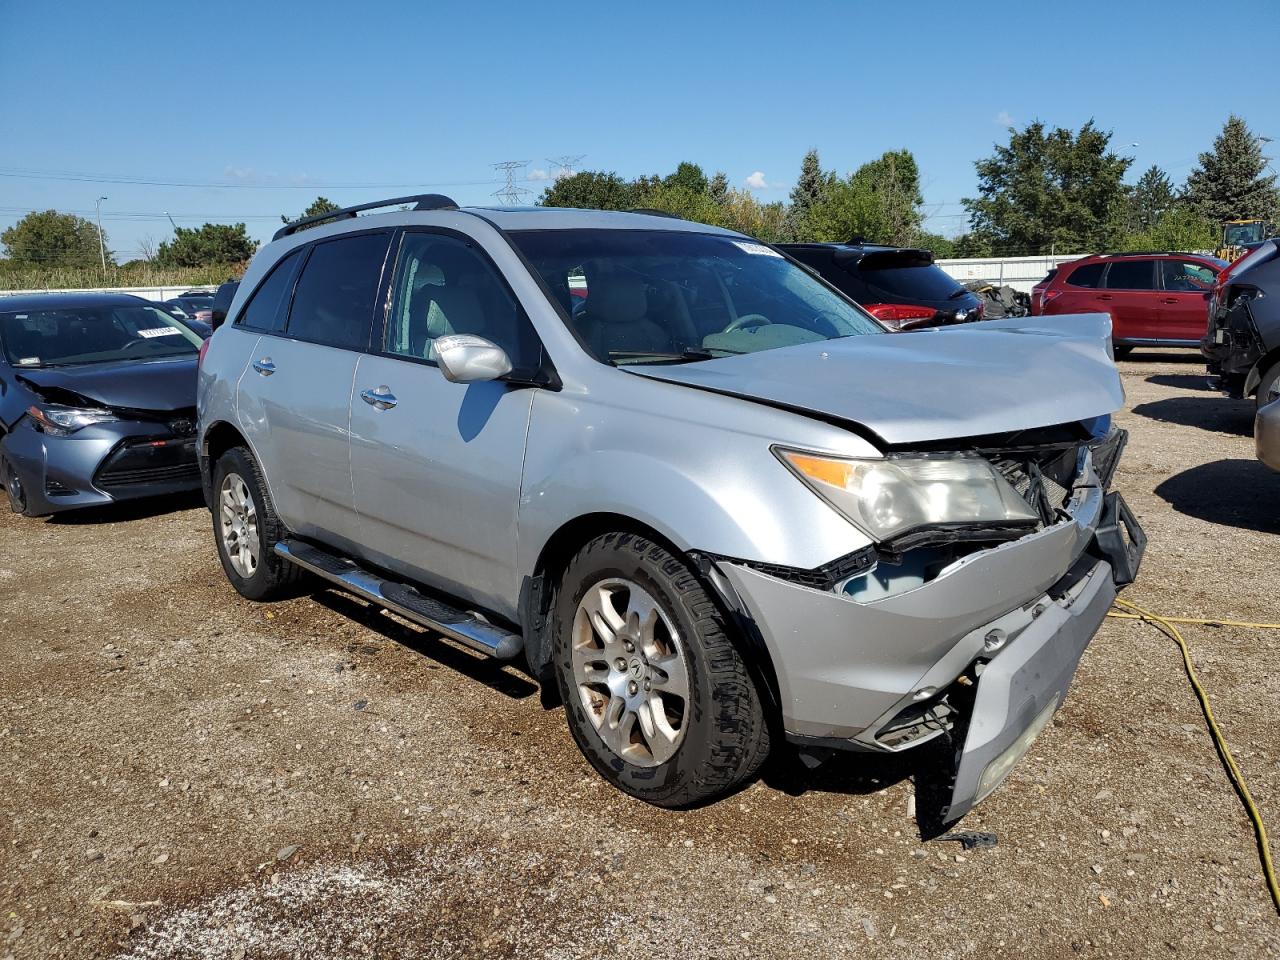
[1031,252,1226,356]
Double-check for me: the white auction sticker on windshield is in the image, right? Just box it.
[137,327,182,338]
[731,240,782,258]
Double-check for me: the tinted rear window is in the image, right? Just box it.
[238,250,300,332]
[286,233,391,349]
[856,263,963,300]
[1104,260,1156,290]
[1066,262,1104,288]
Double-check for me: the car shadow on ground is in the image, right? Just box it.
[1145,373,1214,391]
[763,740,957,839]
[312,589,540,700]
[1120,350,1204,365]
[1131,397,1255,437]
[45,490,205,525]
[1155,459,1280,535]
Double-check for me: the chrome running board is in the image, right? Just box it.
[275,540,524,660]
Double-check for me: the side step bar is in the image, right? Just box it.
[275,540,524,660]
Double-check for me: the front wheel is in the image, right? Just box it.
[1256,363,1280,411]
[551,532,771,808]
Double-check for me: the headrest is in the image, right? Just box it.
[587,273,648,325]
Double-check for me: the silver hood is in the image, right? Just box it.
[635,313,1124,446]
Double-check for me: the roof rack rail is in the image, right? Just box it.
[273,194,458,241]
[626,208,683,219]
[1104,250,1181,257]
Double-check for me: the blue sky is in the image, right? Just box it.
[2,0,1278,260]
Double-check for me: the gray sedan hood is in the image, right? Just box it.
[635,313,1124,446]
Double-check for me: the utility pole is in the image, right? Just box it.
[94,196,108,280]
[164,211,179,233]
[548,154,586,179]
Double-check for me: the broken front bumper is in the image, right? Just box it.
[713,481,1144,822]
[1,416,200,516]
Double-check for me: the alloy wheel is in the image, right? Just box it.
[218,472,260,578]
[570,578,690,766]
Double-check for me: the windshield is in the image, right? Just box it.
[0,304,202,367]
[510,229,883,364]
[1225,222,1265,246]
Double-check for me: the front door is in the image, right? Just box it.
[1157,258,1215,342]
[349,229,541,619]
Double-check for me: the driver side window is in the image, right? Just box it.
[385,233,532,365]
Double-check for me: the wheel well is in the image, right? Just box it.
[203,420,248,470]
[1250,348,1280,396]
[519,512,782,721]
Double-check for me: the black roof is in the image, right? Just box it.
[778,241,904,253]
[0,292,151,312]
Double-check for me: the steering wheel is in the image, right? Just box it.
[722,313,770,334]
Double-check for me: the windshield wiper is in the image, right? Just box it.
[608,348,740,364]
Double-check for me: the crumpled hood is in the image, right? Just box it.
[634,313,1124,446]
[15,355,197,412]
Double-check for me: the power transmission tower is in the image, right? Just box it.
[548,154,586,179]
[492,161,532,205]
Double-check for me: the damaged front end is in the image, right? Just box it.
[2,380,199,516]
[703,419,1143,824]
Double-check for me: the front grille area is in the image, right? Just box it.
[989,443,1083,517]
[94,438,200,490]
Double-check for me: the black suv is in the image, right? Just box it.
[1203,239,1280,406]
[779,242,983,331]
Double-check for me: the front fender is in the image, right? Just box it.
[515,388,874,585]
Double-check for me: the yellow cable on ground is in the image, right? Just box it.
[1107,611,1280,630]
[1108,597,1280,916]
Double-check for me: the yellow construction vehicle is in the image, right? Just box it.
[1217,219,1275,261]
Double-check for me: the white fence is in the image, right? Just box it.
[934,255,1086,293]
[0,284,212,302]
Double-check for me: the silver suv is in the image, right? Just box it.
[198,195,1143,824]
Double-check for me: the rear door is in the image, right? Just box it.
[1099,259,1158,341]
[236,231,392,551]
[348,228,539,618]
[1049,261,1104,316]
[1156,258,1214,342]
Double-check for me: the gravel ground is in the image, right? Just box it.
[2,351,1279,959]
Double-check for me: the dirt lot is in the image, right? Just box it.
[2,352,1279,959]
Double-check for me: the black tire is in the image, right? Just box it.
[1112,344,1134,359]
[0,450,29,516]
[1255,363,1280,411]
[551,531,771,808]
[211,446,308,601]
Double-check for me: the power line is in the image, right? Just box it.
[0,166,545,190]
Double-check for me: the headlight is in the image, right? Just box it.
[775,447,1038,543]
[27,404,119,436]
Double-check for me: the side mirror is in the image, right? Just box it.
[434,334,513,384]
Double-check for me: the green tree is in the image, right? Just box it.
[963,120,1132,254]
[538,171,637,210]
[1184,115,1278,224]
[281,196,342,229]
[155,223,257,268]
[1127,165,1176,231]
[1,210,112,267]
[789,150,836,220]
[800,150,925,245]
[1117,206,1218,253]
[915,231,958,258]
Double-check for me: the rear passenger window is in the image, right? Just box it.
[236,250,301,332]
[1104,260,1155,290]
[1065,262,1104,288]
[286,233,391,350]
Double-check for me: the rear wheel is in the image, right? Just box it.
[1112,344,1134,359]
[551,531,771,808]
[211,446,308,601]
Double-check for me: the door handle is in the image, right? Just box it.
[1161,297,1179,303]
[360,386,398,410]
[252,357,275,376]
[1096,294,1114,301]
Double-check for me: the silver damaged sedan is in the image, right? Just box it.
[197,198,1144,824]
